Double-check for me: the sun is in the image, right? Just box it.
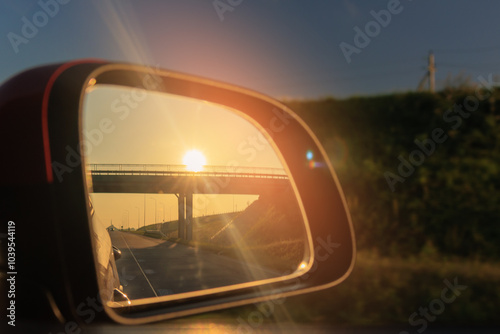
[183,150,206,172]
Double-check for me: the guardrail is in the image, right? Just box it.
[144,229,166,238]
[88,164,288,179]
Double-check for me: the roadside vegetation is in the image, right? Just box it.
[279,86,500,325]
[287,87,500,261]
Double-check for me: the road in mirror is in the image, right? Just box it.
[82,83,309,302]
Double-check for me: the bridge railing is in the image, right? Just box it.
[90,164,187,172]
[88,164,288,179]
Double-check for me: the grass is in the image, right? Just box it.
[277,251,500,325]
[191,251,500,327]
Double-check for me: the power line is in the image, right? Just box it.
[433,45,500,55]
[268,67,422,91]
[438,62,500,72]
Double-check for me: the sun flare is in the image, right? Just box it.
[183,150,206,172]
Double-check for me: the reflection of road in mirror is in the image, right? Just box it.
[110,231,281,300]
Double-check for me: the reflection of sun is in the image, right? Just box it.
[183,150,206,172]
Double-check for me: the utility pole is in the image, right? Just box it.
[135,206,140,229]
[428,51,435,93]
[417,51,436,93]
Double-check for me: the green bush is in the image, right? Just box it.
[285,89,500,259]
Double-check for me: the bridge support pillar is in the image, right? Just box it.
[185,193,193,241]
[178,194,185,239]
[177,193,194,241]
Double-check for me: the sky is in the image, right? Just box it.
[2,0,500,226]
[2,0,500,99]
[83,85,283,168]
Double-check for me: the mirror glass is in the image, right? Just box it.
[82,83,309,302]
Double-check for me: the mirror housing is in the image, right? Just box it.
[0,60,355,325]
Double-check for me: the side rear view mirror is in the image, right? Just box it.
[0,60,355,325]
[112,246,122,261]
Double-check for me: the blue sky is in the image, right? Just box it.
[2,0,500,99]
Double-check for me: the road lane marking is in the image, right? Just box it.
[119,232,159,297]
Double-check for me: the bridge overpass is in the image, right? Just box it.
[89,164,291,240]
